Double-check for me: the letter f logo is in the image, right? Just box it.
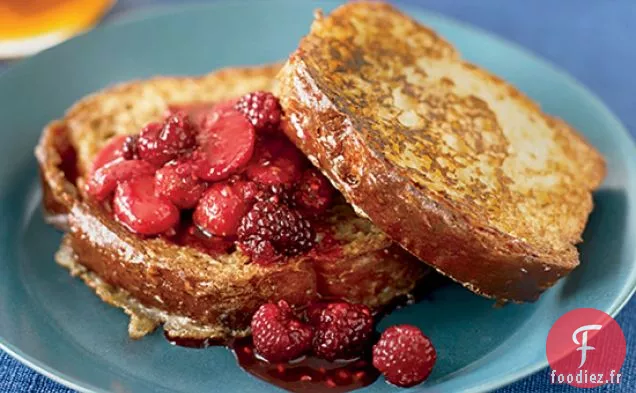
[572,324,602,368]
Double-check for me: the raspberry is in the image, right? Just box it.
[161,112,197,149]
[251,300,313,363]
[372,325,437,387]
[85,159,156,201]
[113,175,180,235]
[230,179,270,203]
[294,168,335,216]
[155,160,207,209]
[138,113,197,166]
[137,122,166,166]
[193,182,251,237]
[255,184,293,204]
[235,91,282,133]
[310,302,373,361]
[237,200,315,264]
[241,182,293,206]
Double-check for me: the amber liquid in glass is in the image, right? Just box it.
[0,0,114,56]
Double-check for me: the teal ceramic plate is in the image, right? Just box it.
[1,1,635,392]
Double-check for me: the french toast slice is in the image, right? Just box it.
[36,64,430,340]
[276,1,606,302]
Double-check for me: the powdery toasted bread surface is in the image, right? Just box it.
[276,1,606,301]
[36,64,429,340]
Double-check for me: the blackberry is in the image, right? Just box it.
[235,91,282,133]
[237,199,315,264]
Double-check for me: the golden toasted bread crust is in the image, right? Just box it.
[276,2,606,301]
[35,64,429,339]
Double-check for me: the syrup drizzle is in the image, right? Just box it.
[232,338,379,393]
[165,333,378,393]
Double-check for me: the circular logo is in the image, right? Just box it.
[546,308,626,388]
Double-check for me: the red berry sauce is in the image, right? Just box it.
[232,337,379,393]
[85,93,336,259]
[162,333,378,393]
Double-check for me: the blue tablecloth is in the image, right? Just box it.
[1,1,634,392]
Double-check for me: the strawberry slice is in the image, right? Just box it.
[192,108,255,181]
[85,159,156,201]
[167,103,212,128]
[245,136,305,186]
[193,182,251,237]
[90,135,129,174]
[113,175,179,235]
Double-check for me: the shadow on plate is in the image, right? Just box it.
[561,188,628,301]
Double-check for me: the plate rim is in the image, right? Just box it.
[0,1,635,393]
